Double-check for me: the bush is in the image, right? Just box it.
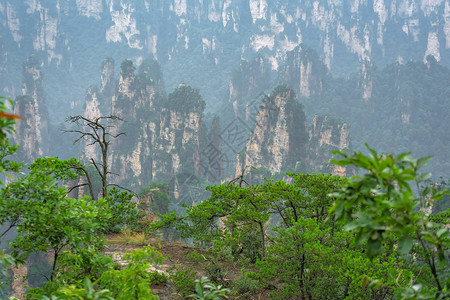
[169,265,197,298]
[148,270,168,285]
[232,272,259,298]
[102,188,139,233]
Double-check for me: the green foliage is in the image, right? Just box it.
[148,270,168,285]
[169,265,198,298]
[98,246,164,300]
[55,245,115,285]
[189,276,230,300]
[27,278,114,300]
[0,97,21,185]
[0,251,15,296]
[0,96,17,140]
[102,188,139,233]
[330,144,449,298]
[258,217,409,299]
[231,271,259,298]
[139,182,171,214]
[1,164,110,267]
[167,85,205,113]
[186,251,207,264]
[30,157,85,182]
[151,169,447,299]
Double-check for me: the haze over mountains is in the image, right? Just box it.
[1,0,449,181]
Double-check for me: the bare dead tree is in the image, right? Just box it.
[63,115,126,198]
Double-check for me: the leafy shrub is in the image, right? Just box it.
[204,259,227,285]
[148,270,168,285]
[232,272,259,298]
[102,188,139,233]
[186,251,207,264]
[189,276,230,300]
[138,182,171,215]
[99,246,164,300]
[169,265,197,298]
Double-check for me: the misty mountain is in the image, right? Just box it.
[1,0,449,121]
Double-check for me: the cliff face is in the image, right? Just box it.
[13,56,49,162]
[243,86,308,174]
[240,86,351,177]
[78,59,205,189]
[152,85,205,181]
[109,59,165,187]
[308,115,351,176]
[280,45,329,99]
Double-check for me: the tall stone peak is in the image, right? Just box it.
[243,85,308,174]
[280,45,329,99]
[13,56,49,162]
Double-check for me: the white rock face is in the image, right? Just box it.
[311,1,334,31]
[25,0,41,14]
[250,34,275,51]
[397,0,417,17]
[202,37,216,54]
[106,3,143,49]
[270,12,284,34]
[374,0,387,24]
[373,0,387,44]
[323,32,333,69]
[421,0,443,16]
[445,1,450,48]
[336,23,371,61]
[424,31,441,61]
[44,12,58,49]
[299,61,312,98]
[31,8,58,53]
[222,0,233,27]
[244,93,294,174]
[7,3,22,43]
[172,0,187,16]
[76,0,103,20]
[208,0,221,22]
[249,0,267,23]
[408,19,420,41]
[83,88,101,161]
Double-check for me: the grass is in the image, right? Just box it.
[107,229,148,245]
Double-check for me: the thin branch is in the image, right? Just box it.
[67,183,88,195]
[90,158,102,179]
[106,132,126,138]
[68,164,95,200]
[0,221,18,239]
[106,184,137,197]
[106,171,120,177]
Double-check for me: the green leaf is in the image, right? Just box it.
[343,221,359,231]
[397,236,413,255]
[436,228,448,238]
[416,173,432,183]
[367,237,381,259]
[416,156,433,170]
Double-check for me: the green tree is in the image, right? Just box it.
[1,164,110,280]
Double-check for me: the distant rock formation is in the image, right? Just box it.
[280,44,329,99]
[13,56,49,162]
[236,86,352,177]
